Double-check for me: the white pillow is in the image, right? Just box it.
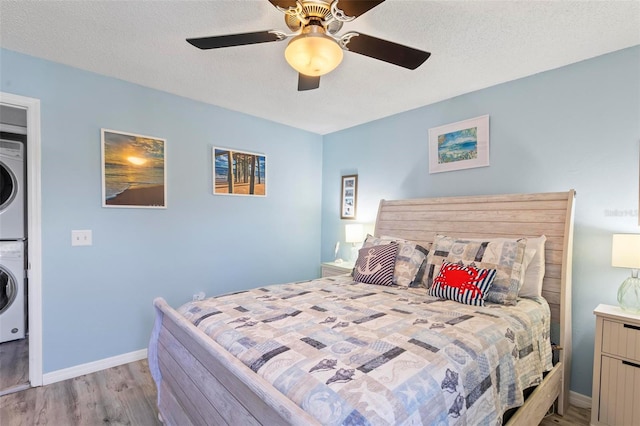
[519,235,546,298]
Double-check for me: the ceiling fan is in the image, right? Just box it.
[187,0,431,91]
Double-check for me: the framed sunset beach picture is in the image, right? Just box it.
[428,115,490,174]
[101,129,167,208]
[213,147,266,197]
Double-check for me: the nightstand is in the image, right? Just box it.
[591,304,640,426]
[321,261,354,277]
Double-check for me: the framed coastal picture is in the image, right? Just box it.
[213,147,267,196]
[101,129,167,208]
[428,115,490,174]
[340,174,357,219]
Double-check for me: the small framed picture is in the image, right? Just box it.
[428,114,490,174]
[340,174,358,219]
[101,129,167,208]
[213,147,266,197]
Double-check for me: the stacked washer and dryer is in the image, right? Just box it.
[0,137,26,343]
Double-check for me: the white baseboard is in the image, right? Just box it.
[569,390,592,409]
[42,348,147,386]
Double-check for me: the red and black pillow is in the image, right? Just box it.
[428,260,497,306]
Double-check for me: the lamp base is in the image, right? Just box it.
[350,244,358,262]
[618,276,640,314]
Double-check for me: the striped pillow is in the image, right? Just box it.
[429,260,497,306]
[353,243,398,286]
[362,234,430,287]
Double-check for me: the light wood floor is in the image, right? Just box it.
[0,337,29,395]
[0,359,590,425]
[0,360,161,426]
[540,404,591,426]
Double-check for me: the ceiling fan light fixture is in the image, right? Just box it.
[284,25,343,77]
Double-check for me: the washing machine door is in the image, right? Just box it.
[0,161,17,212]
[0,266,16,314]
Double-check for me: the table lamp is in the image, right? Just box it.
[345,224,364,262]
[612,234,640,313]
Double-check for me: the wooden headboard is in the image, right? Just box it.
[373,190,576,412]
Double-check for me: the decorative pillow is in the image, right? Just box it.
[425,235,527,305]
[423,235,546,298]
[429,260,497,306]
[395,241,430,287]
[519,235,547,298]
[361,234,392,249]
[353,243,398,286]
[361,234,430,287]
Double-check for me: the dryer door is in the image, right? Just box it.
[0,266,16,314]
[0,161,17,212]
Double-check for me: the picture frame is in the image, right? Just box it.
[428,114,490,174]
[340,174,358,219]
[213,147,267,197]
[101,129,167,208]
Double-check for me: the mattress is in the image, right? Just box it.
[177,274,553,425]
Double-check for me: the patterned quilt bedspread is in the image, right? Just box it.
[177,274,553,425]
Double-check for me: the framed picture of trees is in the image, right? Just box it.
[213,147,267,197]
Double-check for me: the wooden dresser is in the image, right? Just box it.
[591,304,640,426]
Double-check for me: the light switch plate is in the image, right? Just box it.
[71,230,92,246]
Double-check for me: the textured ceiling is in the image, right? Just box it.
[1,0,638,134]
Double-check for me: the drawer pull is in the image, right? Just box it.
[622,360,640,369]
[623,323,640,331]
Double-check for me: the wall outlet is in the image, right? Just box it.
[71,230,92,246]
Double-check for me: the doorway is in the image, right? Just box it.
[0,92,42,393]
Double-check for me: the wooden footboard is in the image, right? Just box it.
[505,362,563,426]
[148,297,319,426]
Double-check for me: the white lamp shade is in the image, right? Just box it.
[612,234,640,268]
[345,224,364,244]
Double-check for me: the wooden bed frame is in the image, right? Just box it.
[148,190,576,426]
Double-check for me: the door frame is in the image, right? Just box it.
[0,92,42,387]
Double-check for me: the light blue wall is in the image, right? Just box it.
[321,46,640,397]
[3,45,639,396]
[1,49,323,373]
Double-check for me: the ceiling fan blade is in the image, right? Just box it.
[268,0,298,9]
[334,0,386,19]
[298,74,320,91]
[187,31,282,49]
[342,32,430,70]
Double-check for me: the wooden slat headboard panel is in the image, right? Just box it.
[374,190,576,412]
